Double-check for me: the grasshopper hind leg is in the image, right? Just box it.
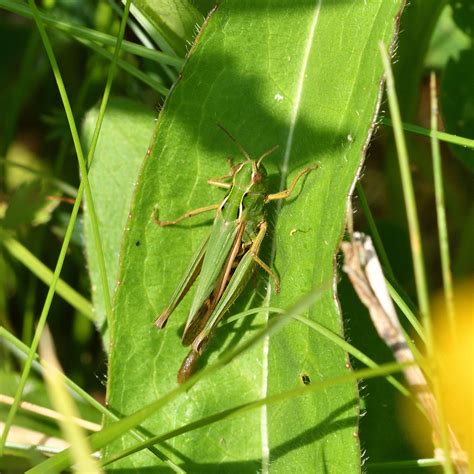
[177,349,200,384]
[177,336,209,383]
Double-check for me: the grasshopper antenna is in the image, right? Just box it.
[217,123,251,160]
[257,144,279,166]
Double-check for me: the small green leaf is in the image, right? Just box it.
[450,0,474,38]
[425,4,471,69]
[82,98,156,345]
[106,1,404,471]
[2,181,58,229]
[132,0,203,57]
[441,49,474,171]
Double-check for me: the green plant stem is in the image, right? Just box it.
[382,118,474,150]
[355,182,426,342]
[2,237,93,320]
[30,0,115,339]
[428,72,459,474]
[107,0,177,83]
[356,182,395,280]
[126,2,178,82]
[385,281,425,343]
[429,72,456,339]
[379,43,433,352]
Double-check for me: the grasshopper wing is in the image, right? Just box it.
[181,219,245,345]
[154,234,209,328]
[177,248,257,383]
[191,221,268,352]
[182,213,239,339]
[192,247,255,352]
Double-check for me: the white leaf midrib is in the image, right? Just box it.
[260,1,322,472]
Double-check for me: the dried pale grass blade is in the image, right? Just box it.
[39,327,102,472]
[341,232,468,473]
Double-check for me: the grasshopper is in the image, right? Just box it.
[154,125,317,383]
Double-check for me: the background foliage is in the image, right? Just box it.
[0,0,472,472]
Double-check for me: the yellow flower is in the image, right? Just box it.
[433,279,473,466]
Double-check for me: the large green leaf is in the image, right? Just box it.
[82,99,156,345]
[105,1,404,471]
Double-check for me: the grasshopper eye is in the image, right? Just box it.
[252,171,263,184]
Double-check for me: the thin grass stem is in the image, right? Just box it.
[429,72,456,340]
[383,117,474,150]
[380,43,454,474]
[379,43,432,351]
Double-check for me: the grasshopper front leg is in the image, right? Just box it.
[265,164,318,202]
[153,204,220,227]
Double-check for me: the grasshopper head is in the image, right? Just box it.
[217,124,277,196]
[232,159,268,196]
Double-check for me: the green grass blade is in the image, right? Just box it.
[0,326,103,410]
[127,2,180,85]
[1,237,93,320]
[75,36,169,95]
[0,188,84,455]
[380,44,456,474]
[429,72,456,338]
[386,281,426,343]
[131,0,202,57]
[38,328,101,473]
[379,43,433,351]
[356,182,395,280]
[355,182,426,342]
[382,117,474,151]
[227,307,412,399]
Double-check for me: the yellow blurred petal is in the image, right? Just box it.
[433,279,474,464]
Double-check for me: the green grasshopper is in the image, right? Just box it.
[154,125,317,383]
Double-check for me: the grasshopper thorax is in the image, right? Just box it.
[216,125,277,222]
[233,159,267,193]
[219,159,268,226]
